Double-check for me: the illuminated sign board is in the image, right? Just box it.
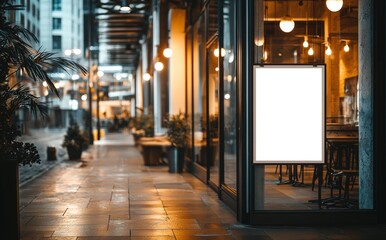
[253,65,325,164]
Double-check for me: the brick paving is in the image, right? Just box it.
[19,131,386,239]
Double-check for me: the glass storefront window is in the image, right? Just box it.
[208,39,220,186]
[193,15,207,169]
[253,0,363,211]
[223,0,237,190]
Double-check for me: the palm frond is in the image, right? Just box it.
[8,83,48,119]
[0,2,24,11]
[10,24,39,44]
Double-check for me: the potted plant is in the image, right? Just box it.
[0,1,87,239]
[164,111,190,173]
[62,120,89,160]
[132,111,155,147]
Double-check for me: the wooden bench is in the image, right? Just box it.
[138,137,170,166]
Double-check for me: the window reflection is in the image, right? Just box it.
[223,0,237,190]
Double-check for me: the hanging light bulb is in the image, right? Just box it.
[325,45,332,55]
[154,61,164,71]
[303,36,309,48]
[279,0,295,33]
[308,47,314,56]
[279,16,295,33]
[143,73,151,81]
[326,0,343,12]
[344,42,350,52]
[163,48,173,58]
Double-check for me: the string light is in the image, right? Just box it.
[325,45,332,55]
[308,47,314,56]
[344,42,350,52]
[303,36,309,48]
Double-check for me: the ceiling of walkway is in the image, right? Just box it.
[95,0,188,71]
[95,0,152,69]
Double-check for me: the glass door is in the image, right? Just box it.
[207,38,220,187]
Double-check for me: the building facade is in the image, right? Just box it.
[39,0,86,127]
[135,0,386,225]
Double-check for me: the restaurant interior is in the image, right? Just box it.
[254,0,359,210]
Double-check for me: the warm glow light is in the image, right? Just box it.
[325,46,332,55]
[143,73,151,81]
[263,51,268,61]
[308,47,314,56]
[344,43,350,52]
[214,48,226,57]
[303,37,309,48]
[224,93,231,100]
[154,61,164,71]
[255,38,264,47]
[81,94,88,101]
[215,67,219,72]
[163,48,173,58]
[326,0,343,12]
[42,81,48,87]
[279,17,295,33]
[97,71,104,77]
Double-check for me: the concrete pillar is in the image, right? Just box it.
[358,0,373,209]
[168,9,186,114]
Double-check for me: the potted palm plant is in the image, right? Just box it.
[0,1,87,239]
[164,111,190,173]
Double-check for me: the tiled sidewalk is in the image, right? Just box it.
[19,133,386,239]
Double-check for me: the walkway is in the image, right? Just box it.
[20,132,386,239]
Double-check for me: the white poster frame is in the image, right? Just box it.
[253,64,326,164]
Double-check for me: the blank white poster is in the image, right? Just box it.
[253,65,325,164]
